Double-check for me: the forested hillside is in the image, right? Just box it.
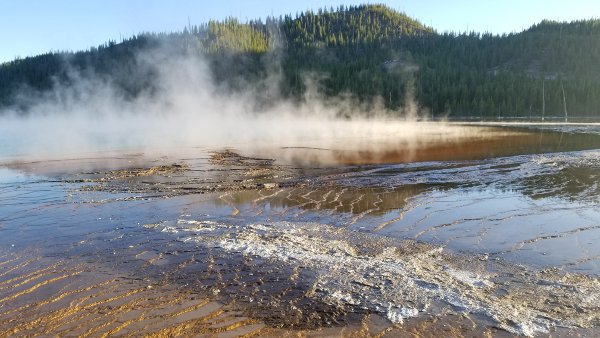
[2,4,600,119]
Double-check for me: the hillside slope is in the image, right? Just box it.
[1,4,600,118]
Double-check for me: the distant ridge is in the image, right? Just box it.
[2,4,600,119]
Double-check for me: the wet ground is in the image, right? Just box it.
[1,122,600,337]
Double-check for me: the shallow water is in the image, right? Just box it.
[1,123,600,336]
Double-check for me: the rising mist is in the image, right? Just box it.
[0,41,505,166]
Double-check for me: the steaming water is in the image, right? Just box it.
[1,123,600,336]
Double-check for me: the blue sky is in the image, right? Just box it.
[1,0,599,63]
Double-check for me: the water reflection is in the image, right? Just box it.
[215,184,437,215]
[518,164,600,201]
[248,125,600,166]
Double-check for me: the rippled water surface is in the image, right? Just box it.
[1,123,600,336]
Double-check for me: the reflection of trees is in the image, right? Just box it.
[517,166,600,202]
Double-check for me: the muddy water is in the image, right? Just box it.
[1,123,600,336]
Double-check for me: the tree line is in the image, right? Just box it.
[1,4,600,119]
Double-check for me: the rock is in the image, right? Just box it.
[262,183,279,189]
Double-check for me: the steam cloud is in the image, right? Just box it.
[0,43,489,165]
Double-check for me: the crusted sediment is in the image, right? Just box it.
[148,219,600,336]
